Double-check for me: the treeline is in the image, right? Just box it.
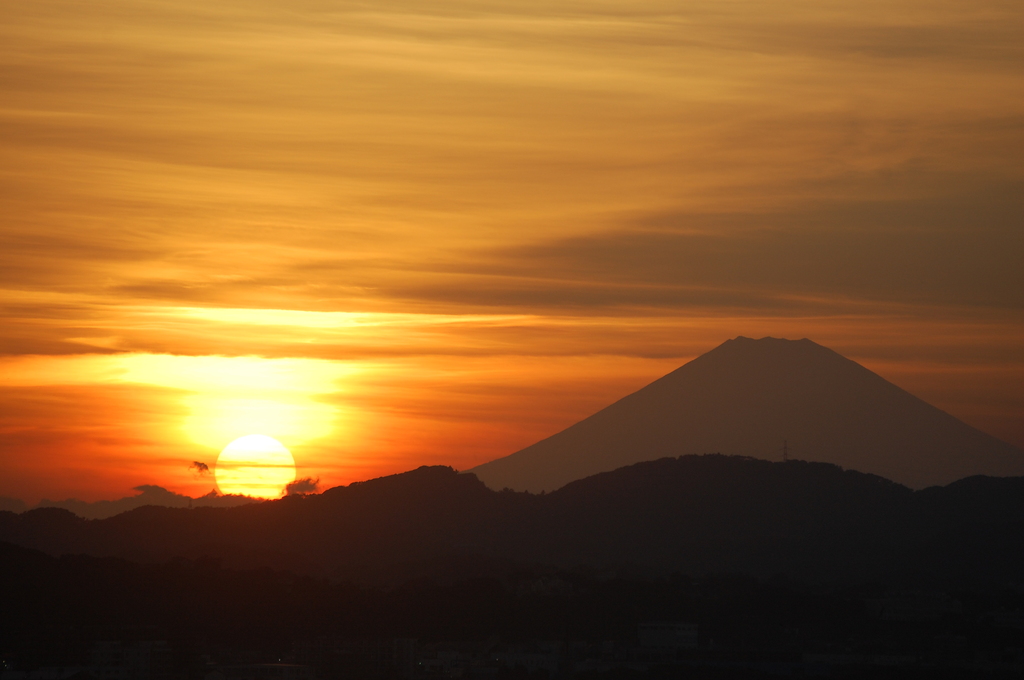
[4,456,1024,584]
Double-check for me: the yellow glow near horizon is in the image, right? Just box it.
[117,354,357,394]
[182,396,334,450]
[0,352,352,494]
[215,434,296,498]
[116,353,350,450]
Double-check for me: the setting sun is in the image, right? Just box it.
[215,434,296,498]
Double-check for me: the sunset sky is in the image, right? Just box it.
[2,0,1022,503]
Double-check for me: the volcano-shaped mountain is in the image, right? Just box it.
[471,336,1024,491]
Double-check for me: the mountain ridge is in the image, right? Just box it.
[3,455,1024,585]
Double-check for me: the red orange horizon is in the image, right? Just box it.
[2,332,1022,506]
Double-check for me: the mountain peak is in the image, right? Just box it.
[470,337,1024,492]
[715,335,836,355]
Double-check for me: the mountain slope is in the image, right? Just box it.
[470,337,1024,491]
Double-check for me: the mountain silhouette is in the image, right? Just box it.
[3,457,1024,584]
[30,484,258,519]
[470,336,1024,491]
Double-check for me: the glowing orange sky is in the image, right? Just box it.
[1,0,1022,503]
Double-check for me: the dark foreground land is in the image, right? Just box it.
[3,540,1024,679]
[4,456,1024,678]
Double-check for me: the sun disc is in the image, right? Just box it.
[215,434,296,498]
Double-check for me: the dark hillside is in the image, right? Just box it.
[3,456,1024,584]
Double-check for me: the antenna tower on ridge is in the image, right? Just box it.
[782,439,789,462]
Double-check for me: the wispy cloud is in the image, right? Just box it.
[1,0,1022,499]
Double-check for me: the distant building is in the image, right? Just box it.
[865,593,962,622]
[91,641,172,680]
[494,642,561,676]
[637,622,698,650]
[203,665,313,680]
[376,639,417,679]
[1,667,87,680]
